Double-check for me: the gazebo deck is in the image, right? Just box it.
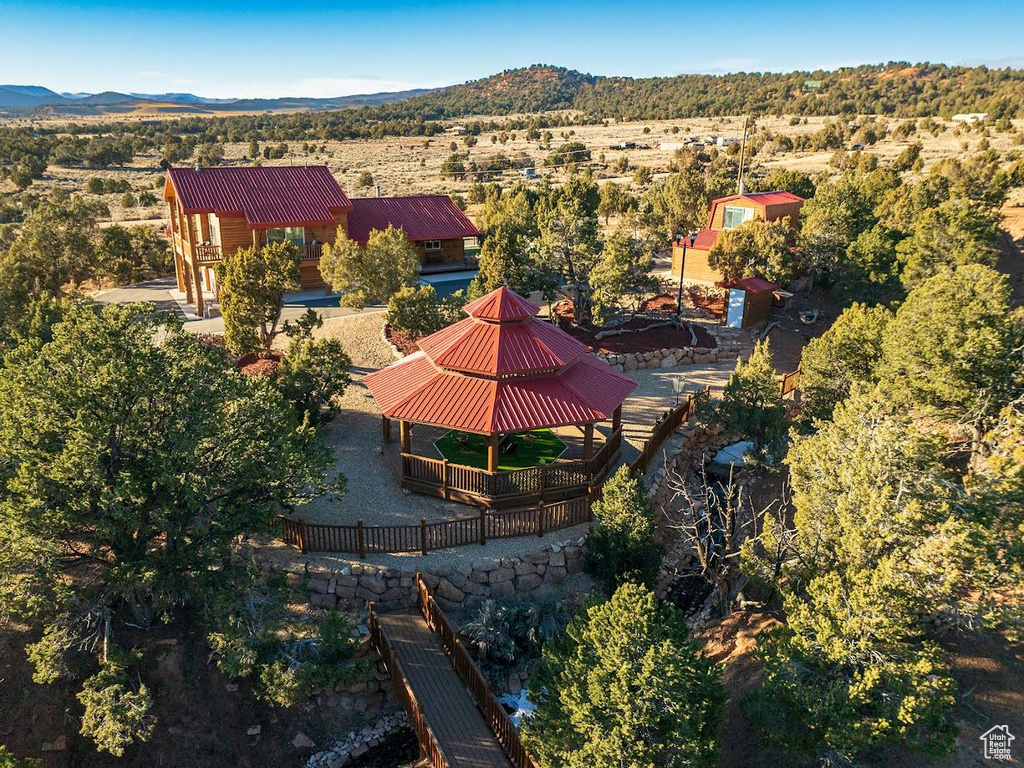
[384,421,621,510]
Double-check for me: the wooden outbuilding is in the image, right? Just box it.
[723,277,779,329]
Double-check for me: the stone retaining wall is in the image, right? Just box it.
[594,327,748,373]
[242,537,587,615]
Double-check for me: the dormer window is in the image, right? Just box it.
[722,205,754,229]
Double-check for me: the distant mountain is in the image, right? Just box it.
[0,84,436,113]
[4,61,1024,120]
[0,84,66,107]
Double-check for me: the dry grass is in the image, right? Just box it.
[2,112,1021,230]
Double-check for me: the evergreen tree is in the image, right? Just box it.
[799,302,891,422]
[319,225,420,309]
[585,466,663,593]
[719,339,787,457]
[525,582,724,768]
[216,241,301,356]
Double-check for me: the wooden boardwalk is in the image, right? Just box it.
[377,609,513,767]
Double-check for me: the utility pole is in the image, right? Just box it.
[736,115,749,194]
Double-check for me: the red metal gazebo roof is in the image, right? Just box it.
[365,287,636,434]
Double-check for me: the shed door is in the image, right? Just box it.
[726,289,746,329]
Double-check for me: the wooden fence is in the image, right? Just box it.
[367,601,452,767]
[278,492,593,556]
[628,388,706,476]
[416,575,539,768]
[400,428,621,508]
[779,367,801,399]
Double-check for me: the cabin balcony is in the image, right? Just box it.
[188,243,324,265]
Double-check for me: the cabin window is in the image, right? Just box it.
[424,240,442,251]
[722,205,754,230]
[267,226,306,246]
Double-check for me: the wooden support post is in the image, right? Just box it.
[185,213,205,317]
[537,501,545,537]
[357,519,366,559]
[298,517,307,554]
[420,518,427,556]
[399,420,411,453]
[612,405,622,432]
[441,460,449,499]
[479,507,487,546]
[381,415,391,444]
[182,257,194,304]
[587,486,596,522]
[583,423,594,460]
[487,433,499,473]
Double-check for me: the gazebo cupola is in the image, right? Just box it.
[365,288,636,504]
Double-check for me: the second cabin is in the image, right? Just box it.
[671,190,804,285]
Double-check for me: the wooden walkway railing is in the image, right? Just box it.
[367,602,454,768]
[628,388,705,476]
[415,575,539,768]
[278,493,593,556]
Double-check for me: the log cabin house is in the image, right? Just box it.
[165,166,481,315]
[670,190,804,285]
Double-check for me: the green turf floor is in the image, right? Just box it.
[434,429,568,471]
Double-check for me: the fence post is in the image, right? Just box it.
[587,486,595,523]
[298,517,307,554]
[357,519,366,559]
[479,507,487,546]
[420,518,427,556]
[441,459,449,499]
[537,501,545,538]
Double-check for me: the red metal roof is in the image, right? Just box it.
[347,196,481,243]
[714,190,804,208]
[721,277,779,294]
[165,166,352,228]
[691,229,720,250]
[364,287,636,434]
[463,286,538,321]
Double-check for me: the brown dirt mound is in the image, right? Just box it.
[559,318,717,355]
[639,294,679,314]
[237,350,284,378]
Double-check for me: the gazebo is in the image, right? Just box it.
[365,287,637,508]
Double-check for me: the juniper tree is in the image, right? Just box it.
[525,583,723,768]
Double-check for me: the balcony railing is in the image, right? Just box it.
[189,242,323,265]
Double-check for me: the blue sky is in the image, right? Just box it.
[2,0,1022,98]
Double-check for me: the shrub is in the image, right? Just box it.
[205,567,368,707]
[463,598,571,688]
[356,171,373,188]
[277,336,352,425]
[77,659,156,756]
[719,339,787,458]
[586,466,663,592]
[386,284,465,339]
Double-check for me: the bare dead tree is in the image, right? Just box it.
[663,460,787,617]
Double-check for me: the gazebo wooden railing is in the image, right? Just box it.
[400,427,622,508]
[278,493,593,556]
